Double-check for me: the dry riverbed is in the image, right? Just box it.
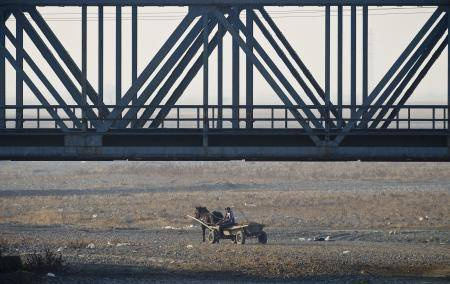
[0,161,449,283]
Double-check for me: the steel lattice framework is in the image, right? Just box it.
[0,0,449,160]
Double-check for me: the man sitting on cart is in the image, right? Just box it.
[218,207,235,236]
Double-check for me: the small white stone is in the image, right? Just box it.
[342,250,350,255]
[92,214,98,219]
[47,273,56,277]
[186,244,193,249]
[325,236,331,241]
[86,243,95,249]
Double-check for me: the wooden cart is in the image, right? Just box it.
[187,215,267,244]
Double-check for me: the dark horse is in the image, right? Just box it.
[194,207,223,242]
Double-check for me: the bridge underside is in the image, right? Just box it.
[1,130,448,161]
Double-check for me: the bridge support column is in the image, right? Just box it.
[232,7,240,129]
[351,6,357,123]
[132,5,138,126]
[246,8,253,129]
[202,11,209,147]
[337,5,343,128]
[16,15,23,129]
[362,5,368,128]
[116,5,122,118]
[447,6,450,150]
[0,8,5,129]
[82,5,88,129]
[217,23,223,129]
[325,5,330,134]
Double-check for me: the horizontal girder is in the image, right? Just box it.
[0,129,449,161]
[0,0,449,6]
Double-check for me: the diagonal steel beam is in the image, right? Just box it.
[371,26,446,129]
[361,16,447,128]
[112,15,205,129]
[233,13,324,129]
[333,7,443,145]
[14,11,100,128]
[251,9,341,128]
[28,8,110,117]
[381,36,448,129]
[97,12,195,131]
[5,28,83,129]
[135,16,218,128]
[0,44,68,130]
[210,7,322,145]
[259,8,326,103]
[150,15,229,129]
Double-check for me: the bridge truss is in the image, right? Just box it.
[0,0,449,160]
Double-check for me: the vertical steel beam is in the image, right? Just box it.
[351,5,357,121]
[116,6,122,115]
[448,6,450,134]
[363,5,368,105]
[337,5,343,128]
[98,6,104,118]
[0,9,5,129]
[132,5,138,125]
[246,8,253,129]
[362,5,368,128]
[202,11,208,146]
[325,5,330,131]
[218,23,223,129]
[16,17,23,128]
[82,5,88,129]
[232,8,240,129]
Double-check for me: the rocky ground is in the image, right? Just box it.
[0,161,449,283]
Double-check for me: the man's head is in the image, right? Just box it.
[225,207,231,212]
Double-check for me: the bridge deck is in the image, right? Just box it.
[1,129,448,161]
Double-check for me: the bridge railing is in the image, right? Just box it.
[0,105,447,131]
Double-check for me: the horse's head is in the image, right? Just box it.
[195,206,208,219]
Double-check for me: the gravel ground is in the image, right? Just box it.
[0,161,449,283]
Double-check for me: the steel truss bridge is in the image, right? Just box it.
[0,0,449,161]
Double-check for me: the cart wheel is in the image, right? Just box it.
[258,231,267,244]
[208,230,218,244]
[235,230,245,245]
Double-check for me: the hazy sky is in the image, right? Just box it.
[3,6,448,109]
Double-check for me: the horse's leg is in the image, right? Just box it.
[202,225,206,242]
